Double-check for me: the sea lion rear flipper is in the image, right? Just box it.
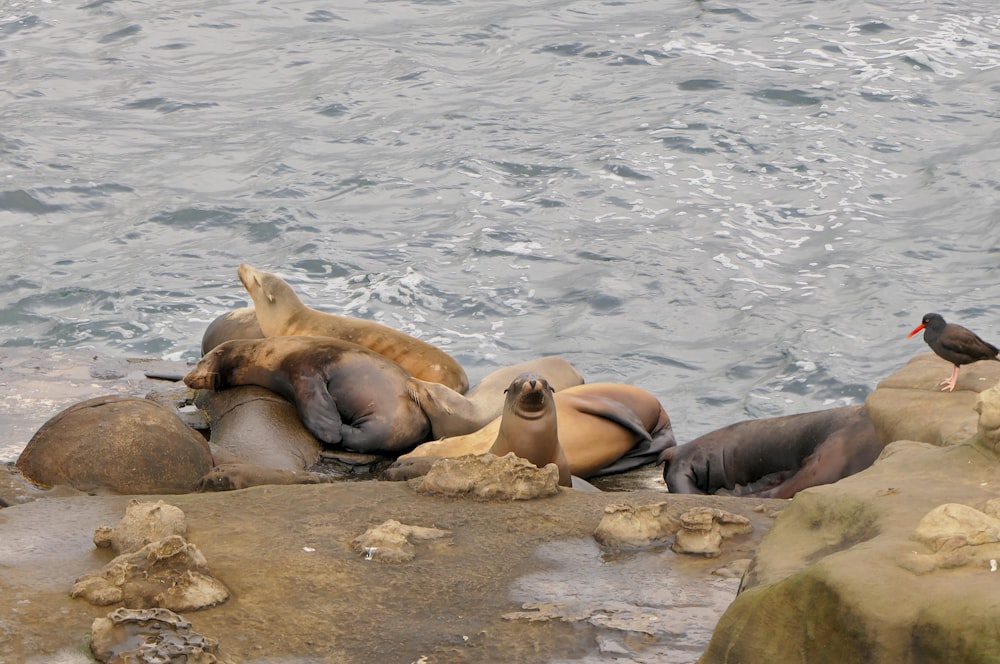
[292,375,344,445]
[562,395,652,442]
[589,423,678,477]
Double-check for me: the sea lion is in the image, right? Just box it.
[407,356,585,438]
[660,405,883,499]
[388,379,676,480]
[489,373,572,486]
[16,396,214,494]
[183,336,430,454]
[237,263,469,393]
[201,306,264,355]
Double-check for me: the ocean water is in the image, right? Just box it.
[2,0,1000,461]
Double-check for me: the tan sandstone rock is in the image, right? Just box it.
[672,507,752,557]
[593,501,680,548]
[415,452,561,500]
[90,607,233,664]
[351,519,452,563]
[71,534,230,612]
[93,499,188,555]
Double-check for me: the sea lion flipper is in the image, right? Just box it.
[562,395,652,442]
[291,374,344,445]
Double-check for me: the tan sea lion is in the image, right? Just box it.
[489,373,572,486]
[387,377,676,480]
[237,263,469,393]
[184,336,430,454]
[407,356,585,438]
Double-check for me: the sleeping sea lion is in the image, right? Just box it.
[183,336,430,454]
[660,405,883,499]
[201,306,264,355]
[407,356,585,438]
[387,378,676,480]
[237,263,469,393]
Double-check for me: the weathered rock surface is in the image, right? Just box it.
[71,534,230,612]
[866,352,1000,446]
[700,357,1000,663]
[94,499,188,555]
[0,481,781,663]
[672,507,752,557]
[593,501,680,548]
[351,518,453,563]
[415,452,562,500]
[90,607,233,664]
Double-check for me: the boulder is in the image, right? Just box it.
[415,452,561,500]
[94,499,188,555]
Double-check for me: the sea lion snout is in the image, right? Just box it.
[505,373,555,418]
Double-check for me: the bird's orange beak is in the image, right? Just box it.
[907,323,925,338]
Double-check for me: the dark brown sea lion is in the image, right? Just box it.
[660,405,883,499]
[16,396,214,494]
[389,378,676,480]
[183,336,430,454]
[237,263,469,393]
[201,306,264,355]
[407,356,585,438]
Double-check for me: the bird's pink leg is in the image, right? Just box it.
[939,365,960,392]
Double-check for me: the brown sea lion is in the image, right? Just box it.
[184,336,430,454]
[489,373,572,486]
[388,378,676,480]
[660,405,883,499]
[201,306,264,355]
[237,263,469,393]
[407,356,585,438]
[16,396,214,494]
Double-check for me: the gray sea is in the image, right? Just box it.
[2,0,1000,464]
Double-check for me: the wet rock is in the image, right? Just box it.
[90,607,233,664]
[71,535,230,611]
[351,519,452,563]
[415,452,561,500]
[16,395,214,494]
[592,501,679,548]
[94,499,188,555]
[672,507,752,557]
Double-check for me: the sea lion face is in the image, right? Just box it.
[184,349,224,391]
[504,373,555,420]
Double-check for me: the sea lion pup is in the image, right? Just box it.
[237,263,469,393]
[407,356,585,438]
[387,378,675,480]
[660,405,882,499]
[183,336,430,454]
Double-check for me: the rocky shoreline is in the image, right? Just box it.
[3,349,1000,662]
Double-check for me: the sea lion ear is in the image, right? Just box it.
[259,278,276,304]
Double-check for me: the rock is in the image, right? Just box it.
[975,382,1000,452]
[351,519,452,563]
[672,507,752,557]
[699,366,1000,663]
[415,452,561,500]
[593,501,679,548]
[865,353,1000,447]
[93,499,188,555]
[16,395,214,494]
[90,607,233,664]
[71,534,230,612]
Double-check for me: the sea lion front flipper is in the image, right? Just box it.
[291,374,344,445]
[383,456,440,481]
[560,395,652,442]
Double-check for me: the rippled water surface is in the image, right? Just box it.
[3,0,1000,459]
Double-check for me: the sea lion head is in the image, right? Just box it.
[504,373,555,420]
[183,342,242,391]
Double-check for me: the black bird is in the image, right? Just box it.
[908,313,999,392]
